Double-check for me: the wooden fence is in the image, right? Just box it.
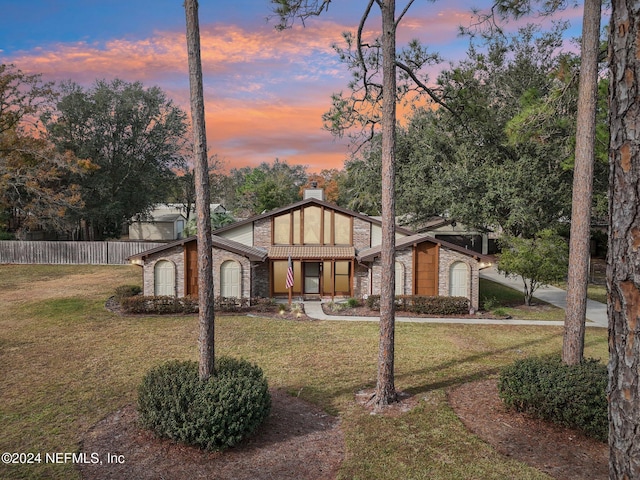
[0,241,165,265]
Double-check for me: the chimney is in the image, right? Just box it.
[304,182,325,201]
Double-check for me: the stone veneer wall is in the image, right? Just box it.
[366,249,413,297]
[363,246,480,311]
[252,262,270,298]
[253,218,271,248]
[212,248,252,298]
[142,246,185,297]
[438,249,480,311]
[353,217,371,250]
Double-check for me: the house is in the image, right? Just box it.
[128,191,492,310]
[128,203,226,241]
[411,216,500,255]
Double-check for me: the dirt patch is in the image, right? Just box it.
[448,379,608,480]
[354,389,422,416]
[78,389,344,480]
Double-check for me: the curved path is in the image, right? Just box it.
[302,267,607,328]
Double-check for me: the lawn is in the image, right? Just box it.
[479,278,566,321]
[0,265,608,479]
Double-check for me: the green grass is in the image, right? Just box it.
[479,278,566,321]
[0,265,609,479]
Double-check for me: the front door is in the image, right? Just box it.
[304,262,321,294]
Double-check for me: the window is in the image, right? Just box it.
[154,260,175,296]
[273,206,352,246]
[303,206,322,244]
[334,261,350,293]
[272,260,302,294]
[449,262,469,297]
[395,262,405,296]
[273,214,290,244]
[334,213,351,244]
[220,260,241,297]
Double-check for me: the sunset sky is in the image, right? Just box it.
[0,1,585,172]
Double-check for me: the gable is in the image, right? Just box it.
[212,197,415,250]
[217,222,253,246]
[357,233,493,263]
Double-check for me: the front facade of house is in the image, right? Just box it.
[129,194,491,310]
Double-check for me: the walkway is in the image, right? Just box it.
[301,267,608,328]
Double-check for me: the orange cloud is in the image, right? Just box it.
[2,3,584,174]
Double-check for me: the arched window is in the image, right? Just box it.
[220,260,241,298]
[154,260,176,296]
[449,262,469,298]
[395,262,405,296]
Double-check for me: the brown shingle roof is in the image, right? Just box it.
[268,245,355,259]
[357,233,494,262]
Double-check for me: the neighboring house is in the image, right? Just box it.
[128,203,226,241]
[415,216,500,255]
[128,190,492,310]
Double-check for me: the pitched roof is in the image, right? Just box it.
[213,197,416,236]
[127,235,267,262]
[356,233,494,263]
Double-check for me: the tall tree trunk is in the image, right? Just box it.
[608,1,640,477]
[562,0,601,366]
[184,0,215,380]
[374,0,397,408]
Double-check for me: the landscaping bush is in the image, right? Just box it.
[346,297,361,308]
[120,296,281,315]
[137,358,271,451]
[120,295,199,314]
[114,284,142,302]
[498,356,607,441]
[365,295,469,315]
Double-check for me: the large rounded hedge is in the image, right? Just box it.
[137,357,271,450]
[498,356,607,441]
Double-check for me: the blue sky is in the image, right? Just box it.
[0,1,585,171]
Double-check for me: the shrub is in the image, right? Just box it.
[114,284,142,302]
[346,297,361,308]
[365,295,469,315]
[120,295,284,315]
[498,356,607,441]
[138,358,271,450]
[120,295,199,314]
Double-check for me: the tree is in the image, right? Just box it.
[490,0,605,366]
[185,0,215,380]
[0,130,88,236]
[44,79,188,239]
[272,0,447,408]
[497,230,569,306]
[607,1,640,476]
[233,159,307,216]
[341,24,581,235]
[0,64,87,236]
[299,169,345,204]
[562,0,602,365]
[184,211,236,236]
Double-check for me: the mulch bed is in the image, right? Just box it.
[447,379,609,480]
[78,389,344,480]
